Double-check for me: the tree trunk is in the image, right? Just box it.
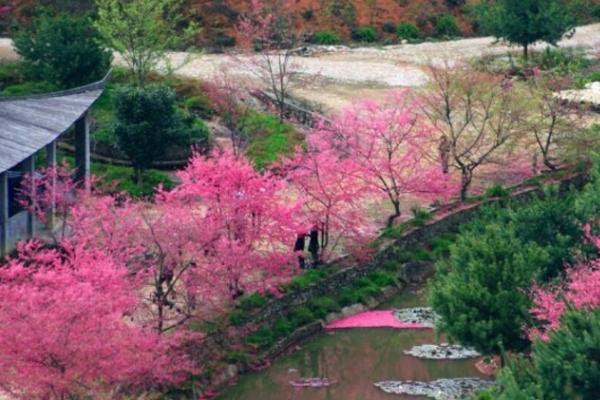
[523,43,529,62]
[308,228,320,267]
[386,201,401,228]
[135,168,144,186]
[460,169,472,201]
[294,233,306,269]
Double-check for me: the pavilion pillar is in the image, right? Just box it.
[22,156,36,238]
[0,172,8,259]
[46,140,57,230]
[74,111,90,187]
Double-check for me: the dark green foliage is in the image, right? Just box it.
[286,268,332,291]
[396,22,420,40]
[312,31,341,45]
[351,26,378,42]
[576,153,600,228]
[397,247,433,263]
[13,11,112,89]
[474,0,576,59]
[1,80,58,96]
[434,15,461,37]
[239,293,267,312]
[485,184,510,198]
[430,235,456,258]
[183,95,214,119]
[272,319,294,337]
[410,206,433,226]
[429,224,550,354]
[308,297,341,318]
[486,308,600,399]
[368,271,396,287]
[91,163,174,198]
[228,311,249,327]
[225,351,250,365]
[534,47,591,74]
[289,306,315,327]
[113,84,194,183]
[246,326,275,348]
[381,259,402,272]
[238,112,302,170]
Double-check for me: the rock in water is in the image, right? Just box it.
[394,307,440,328]
[404,343,481,360]
[374,378,494,400]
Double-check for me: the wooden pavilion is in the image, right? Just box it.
[0,75,108,257]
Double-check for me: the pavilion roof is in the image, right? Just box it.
[0,76,108,173]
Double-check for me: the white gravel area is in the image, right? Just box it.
[2,23,600,109]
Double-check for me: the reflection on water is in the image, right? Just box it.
[220,288,484,400]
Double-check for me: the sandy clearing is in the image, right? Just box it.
[2,23,600,110]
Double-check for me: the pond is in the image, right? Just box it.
[219,287,487,400]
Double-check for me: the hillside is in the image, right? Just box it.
[190,0,474,49]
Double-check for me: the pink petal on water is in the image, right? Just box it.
[325,310,428,330]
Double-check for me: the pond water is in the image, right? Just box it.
[219,287,486,400]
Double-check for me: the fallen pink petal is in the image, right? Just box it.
[325,310,428,330]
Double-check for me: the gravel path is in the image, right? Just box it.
[2,23,600,110]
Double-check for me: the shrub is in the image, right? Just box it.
[430,224,550,355]
[13,11,112,89]
[183,95,214,119]
[396,22,420,40]
[225,351,250,365]
[312,30,341,45]
[485,184,510,198]
[113,84,195,183]
[272,319,294,337]
[487,308,600,399]
[239,293,267,312]
[368,271,396,287]
[338,288,360,307]
[228,310,248,326]
[351,26,378,42]
[289,306,315,327]
[246,326,275,348]
[382,22,396,34]
[308,297,340,318]
[434,14,461,37]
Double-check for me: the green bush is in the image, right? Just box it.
[396,22,420,40]
[13,11,112,89]
[534,47,591,74]
[238,112,302,170]
[351,26,378,42]
[91,162,174,198]
[434,14,461,37]
[183,95,214,119]
[487,308,600,399]
[430,223,550,355]
[113,84,196,183]
[286,268,331,291]
[272,318,294,337]
[239,293,267,312]
[225,351,250,365]
[368,271,396,287]
[246,326,275,348]
[312,31,341,45]
[228,310,248,326]
[308,297,341,318]
[289,306,315,327]
[338,288,360,307]
[485,184,510,198]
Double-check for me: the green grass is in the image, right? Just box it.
[58,153,174,198]
[239,112,304,170]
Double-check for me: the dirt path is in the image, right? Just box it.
[2,23,600,110]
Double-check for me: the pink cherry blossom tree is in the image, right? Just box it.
[285,132,376,264]
[529,228,600,341]
[169,150,299,298]
[319,91,457,227]
[0,242,195,400]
